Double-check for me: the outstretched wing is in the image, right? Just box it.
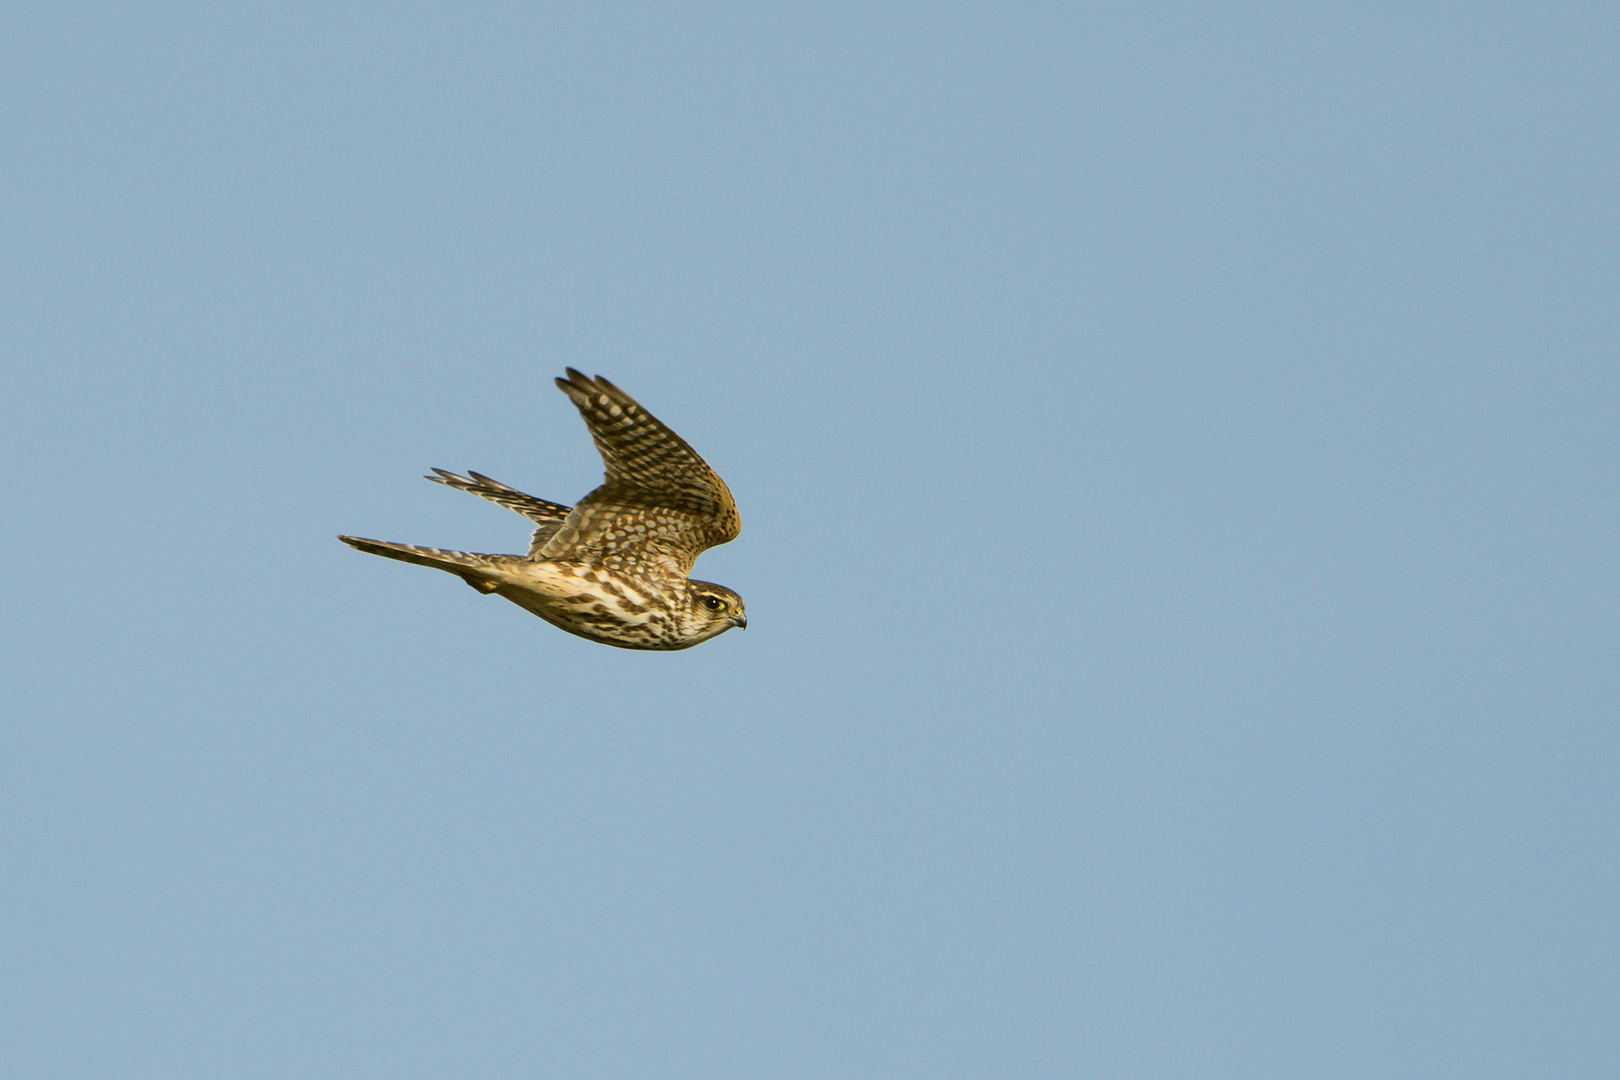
[538,369,740,574]
[425,468,573,557]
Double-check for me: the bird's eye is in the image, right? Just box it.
[702,595,724,611]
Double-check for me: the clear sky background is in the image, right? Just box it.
[3,4,1616,1078]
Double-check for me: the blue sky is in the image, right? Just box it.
[3,4,1616,1077]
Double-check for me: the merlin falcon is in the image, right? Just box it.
[339,370,745,650]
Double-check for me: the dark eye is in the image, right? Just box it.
[702,595,724,611]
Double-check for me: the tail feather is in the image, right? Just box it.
[337,535,517,593]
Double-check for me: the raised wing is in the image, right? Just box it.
[425,468,573,556]
[538,370,740,574]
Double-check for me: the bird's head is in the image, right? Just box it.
[683,581,747,642]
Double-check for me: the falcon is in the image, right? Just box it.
[339,370,745,650]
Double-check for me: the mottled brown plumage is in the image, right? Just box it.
[339,370,745,650]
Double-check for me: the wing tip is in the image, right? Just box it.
[556,368,627,401]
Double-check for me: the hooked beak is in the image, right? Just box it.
[729,615,747,630]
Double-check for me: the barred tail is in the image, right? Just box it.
[337,535,512,592]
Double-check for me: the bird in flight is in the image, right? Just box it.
[340,370,745,650]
